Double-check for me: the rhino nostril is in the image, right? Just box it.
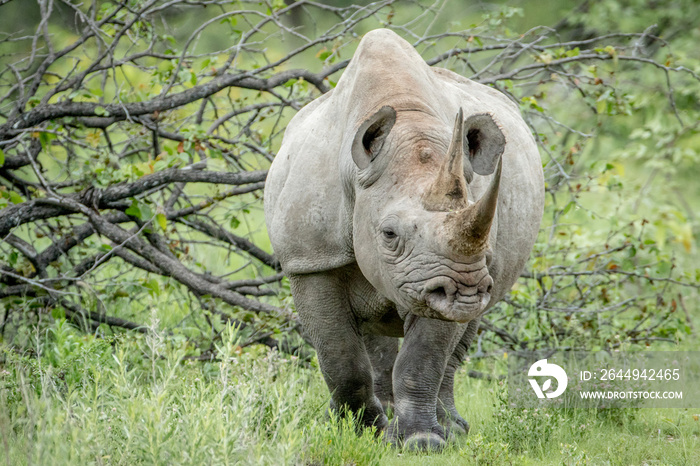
[429,286,447,301]
[478,275,494,295]
[423,278,457,312]
[424,286,452,313]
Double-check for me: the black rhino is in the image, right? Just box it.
[264,29,544,450]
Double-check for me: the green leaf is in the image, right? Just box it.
[596,99,608,114]
[565,47,580,57]
[156,213,167,231]
[521,96,544,112]
[9,191,23,204]
[143,278,160,297]
[39,131,54,149]
[94,106,109,116]
[51,306,66,319]
[125,199,142,219]
[0,148,4,167]
[140,203,153,221]
[561,201,575,216]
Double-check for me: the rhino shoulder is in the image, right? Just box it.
[264,90,355,275]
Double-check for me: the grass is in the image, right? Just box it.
[1,317,699,465]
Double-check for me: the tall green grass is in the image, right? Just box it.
[1,317,699,465]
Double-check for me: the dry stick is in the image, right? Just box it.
[0,168,267,237]
[20,182,266,283]
[222,272,286,290]
[0,68,330,140]
[0,284,146,332]
[177,217,278,269]
[59,299,147,333]
[33,196,290,319]
[677,293,695,334]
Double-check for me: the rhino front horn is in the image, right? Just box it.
[451,156,502,255]
[422,108,469,211]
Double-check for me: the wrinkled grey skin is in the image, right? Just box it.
[264,29,544,451]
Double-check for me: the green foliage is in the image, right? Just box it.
[1,322,318,464]
[2,318,700,465]
[476,0,700,354]
[461,432,518,465]
[489,380,566,453]
[303,413,391,466]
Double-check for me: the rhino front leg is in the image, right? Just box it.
[289,271,387,431]
[437,318,480,437]
[363,334,398,412]
[388,315,464,451]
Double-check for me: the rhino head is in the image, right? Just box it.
[350,105,506,323]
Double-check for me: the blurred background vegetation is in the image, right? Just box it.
[0,0,699,463]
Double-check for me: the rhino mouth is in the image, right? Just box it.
[395,257,493,323]
[421,286,490,323]
[396,270,492,323]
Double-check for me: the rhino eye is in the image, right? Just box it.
[380,224,402,253]
[382,228,397,240]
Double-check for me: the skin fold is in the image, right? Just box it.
[264,28,544,451]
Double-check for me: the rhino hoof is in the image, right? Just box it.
[445,420,469,440]
[439,410,470,438]
[371,413,389,432]
[447,417,469,438]
[403,432,446,452]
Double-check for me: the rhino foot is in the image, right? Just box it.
[403,432,446,452]
[385,420,448,451]
[438,410,470,438]
[327,398,388,434]
[370,412,389,434]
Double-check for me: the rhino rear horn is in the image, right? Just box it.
[351,106,396,169]
[464,113,506,176]
[449,156,502,255]
[466,155,502,241]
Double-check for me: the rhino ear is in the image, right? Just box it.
[464,113,506,176]
[351,106,397,169]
